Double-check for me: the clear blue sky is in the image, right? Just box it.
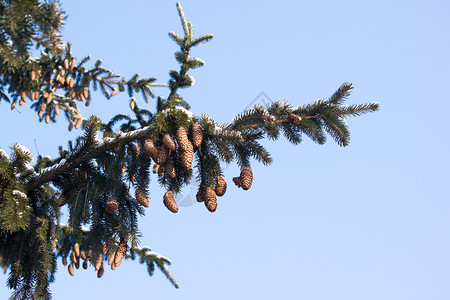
[1,1,450,299]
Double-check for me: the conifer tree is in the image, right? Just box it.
[0,1,379,298]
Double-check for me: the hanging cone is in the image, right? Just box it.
[215,176,227,197]
[144,140,158,160]
[31,70,36,81]
[130,99,135,110]
[153,163,160,174]
[83,87,89,99]
[196,185,205,202]
[62,256,67,266]
[70,251,77,264]
[75,259,80,269]
[97,262,105,278]
[162,134,177,151]
[108,254,115,266]
[114,240,128,268]
[163,191,178,213]
[204,187,217,212]
[69,58,76,70]
[176,126,190,151]
[106,198,118,213]
[288,113,301,126]
[110,89,119,97]
[73,243,80,258]
[82,259,88,270]
[164,156,176,179]
[240,166,253,190]
[94,254,102,271]
[63,58,69,69]
[191,123,203,147]
[80,250,87,261]
[68,263,74,276]
[135,188,149,207]
[180,145,193,171]
[232,177,242,188]
[155,145,170,165]
[51,240,57,248]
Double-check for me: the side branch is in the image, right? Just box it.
[26,125,155,192]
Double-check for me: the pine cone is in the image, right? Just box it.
[143,139,158,160]
[232,177,242,188]
[155,145,170,165]
[191,123,203,147]
[94,254,103,271]
[153,163,160,174]
[215,176,227,197]
[62,256,67,266]
[120,162,126,175]
[82,259,88,270]
[135,188,149,207]
[176,126,190,151]
[114,240,128,268]
[164,156,176,179]
[196,186,204,202]
[73,243,80,258]
[163,191,178,213]
[68,263,74,276]
[70,251,77,264]
[97,263,105,278]
[288,113,301,126]
[162,134,177,151]
[204,187,217,212]
[240,166,253,190]
[106,198,118,213]
[75,259,80,269]
[108,254,115,266]
[180,144,193,171]
[80,250,87,261]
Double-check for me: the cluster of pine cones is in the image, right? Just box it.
[57,240,128,278]
[140,123,255,213]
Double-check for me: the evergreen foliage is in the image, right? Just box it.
[0,1,379,298]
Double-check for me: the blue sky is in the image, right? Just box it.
[1,1,450,299]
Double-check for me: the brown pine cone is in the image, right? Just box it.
[288,113,301,126]
[62,256,67,266]
[204,187,217,212]
[97,262,105,278]
[164,156,176,179]
[155,145,170,165]
[94,254,102,271]
[232,177,242,188]
[135,188,149,207]
[180,144,193,171]
[82,259,88,270]
[70,251,77,264]
[176,126,190,151]
[163,191,178,213]
[196,186,205,202]
[153,163,160,174]
[68,263,74,276]
[114,240,128,268]
[162,134,177,151]
[215,176,227,197]
[143,139,158,160]
[240,166,253,190]
[106,198,118,213]
[80,250,87,261]
[191,123,203,147]
[73,243,80,257]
